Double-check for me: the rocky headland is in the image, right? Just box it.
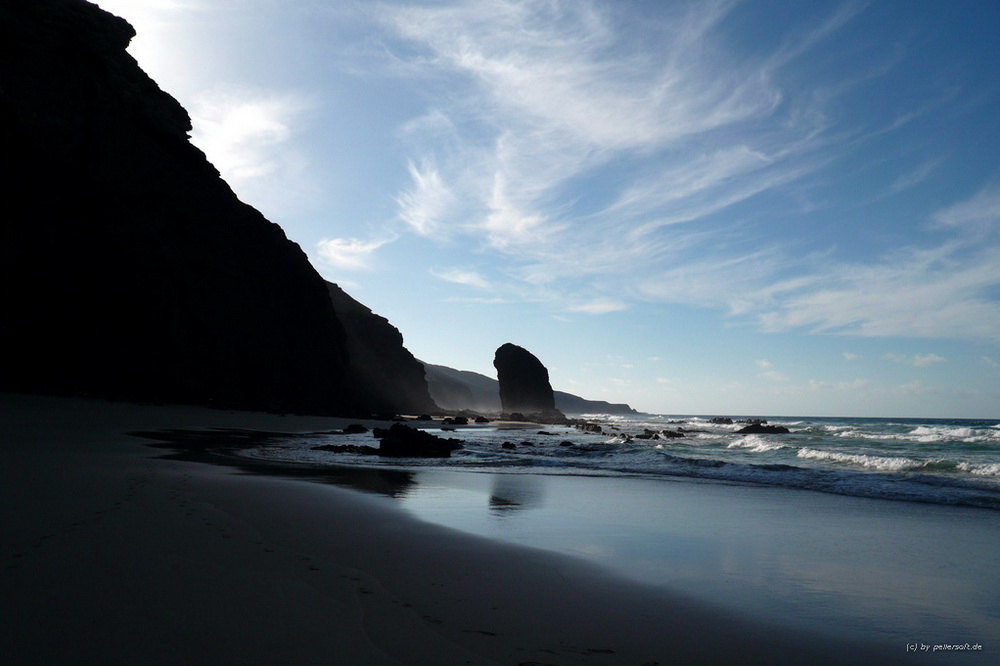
[1,0,357,414]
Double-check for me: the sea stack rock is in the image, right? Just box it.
[493,343,562,418]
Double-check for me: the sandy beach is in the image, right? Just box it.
[1,393,931,665]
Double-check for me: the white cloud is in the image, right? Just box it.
[316,236,393,271]
[806,378,870,392]
[430,268,491,289]
[189,86,310,182]
[756,359,789,381]
[842,352,860,361]
[483,171,551,249]
[442,296,508,305]
[567,299,628,315]
[912,353,946,367]
[933,180,1000,232]
[396,160,455,236]
[983,356,1000,369]
[886,159,939,196]
[884,352,946,368]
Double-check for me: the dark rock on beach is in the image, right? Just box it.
[373,424,463,458]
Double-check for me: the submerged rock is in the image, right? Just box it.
[577,423,603,434]
[343,424,369,434]
[735,424,790,435]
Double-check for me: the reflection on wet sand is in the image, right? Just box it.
[489,474,545,515]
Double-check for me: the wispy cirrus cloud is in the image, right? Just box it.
[316,236,394,271]
[566,299,628,315]
[884,353,946,368]
[933,180,1000,231]
[378,0,835,272]
[886,159,940,196]
[752,182,1000,342]
[430,268,492,289]
[396,159,455,236]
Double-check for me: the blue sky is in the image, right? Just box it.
[93,0,1000,418]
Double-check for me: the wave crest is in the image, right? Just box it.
[797,448,940,472]
[728,435,787,453]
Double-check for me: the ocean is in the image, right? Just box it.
[238,413,1000,511]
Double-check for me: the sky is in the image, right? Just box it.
[92,0,1000,418]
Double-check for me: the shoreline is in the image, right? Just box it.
[1,393,934,664]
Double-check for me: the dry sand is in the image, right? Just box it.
[1,393,918,665]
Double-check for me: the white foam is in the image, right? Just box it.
[910,425,973,440]
[727,435,786,453]
[797,448,934,472]
[957,462,1000,477]
[907,425,1000,443]
[823,425,857,433]
[832,426,1000,445]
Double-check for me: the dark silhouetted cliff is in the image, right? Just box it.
[0,0,396,415]
[326,283,437,415]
